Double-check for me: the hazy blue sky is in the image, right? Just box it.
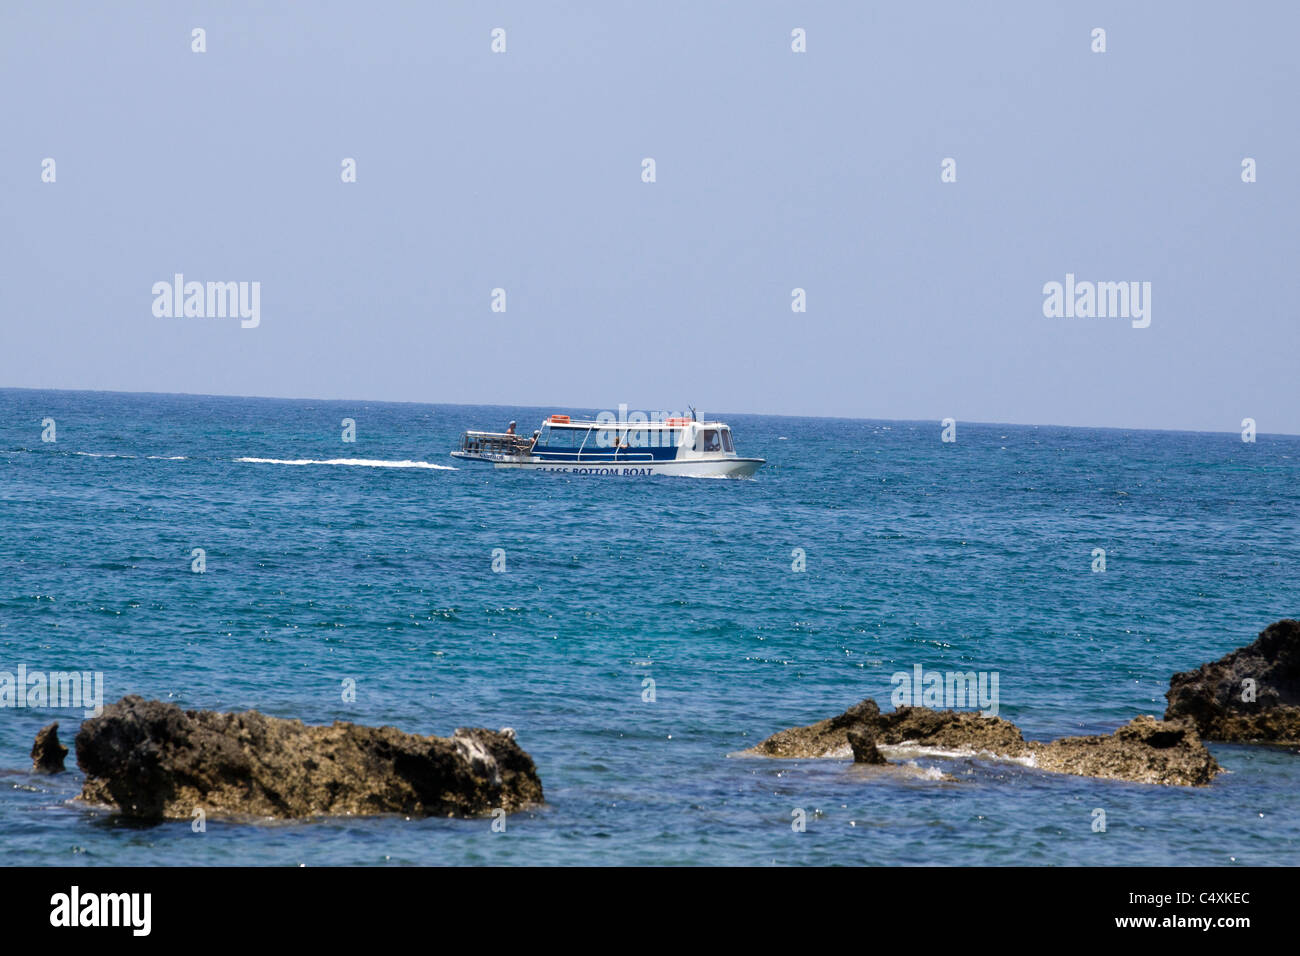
[3,2,1297,433]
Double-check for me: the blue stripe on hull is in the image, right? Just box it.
[531,448,679,462]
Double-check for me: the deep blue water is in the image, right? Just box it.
[1,388,1297,865]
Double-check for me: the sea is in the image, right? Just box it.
[1,388,1297,866]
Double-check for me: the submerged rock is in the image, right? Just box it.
[746,701,1221,786]
[1165,619,1300,743]
[74,696,543,820]
[31,722,67,773]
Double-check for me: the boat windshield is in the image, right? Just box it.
[536,426,590,449]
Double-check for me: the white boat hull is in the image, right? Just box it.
[481,457,764,478]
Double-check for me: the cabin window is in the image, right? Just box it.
[721,429,733,453]
[701,429,721,452]
[536,424,551,447]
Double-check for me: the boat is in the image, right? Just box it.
[451,413,764,478]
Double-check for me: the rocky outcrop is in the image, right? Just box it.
[746,698,886,758]
[31,722,67,773]
[1029,715,1219,787]
[745,702,1221,786]
[1165,619,1300,743]
[74,696,543,821]
[746,701,1026,759]
[878,706,1028,754]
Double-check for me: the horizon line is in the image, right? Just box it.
[1,384,1294,439]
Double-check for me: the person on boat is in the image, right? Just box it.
[530,430,540,450]
[505,421,516,435]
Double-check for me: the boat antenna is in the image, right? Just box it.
[688,404,697,422]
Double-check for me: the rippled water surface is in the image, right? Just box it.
[1,389,1297,865]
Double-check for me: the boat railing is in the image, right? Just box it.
[459,431,535,459]
[547,418,723,429]
[573,429,659,462]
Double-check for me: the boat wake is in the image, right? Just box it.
[72,452,189,460]
[17,449,454,471]
[234,457,456,470]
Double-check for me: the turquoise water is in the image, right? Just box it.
[1,388,1297,865]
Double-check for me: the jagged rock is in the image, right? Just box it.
[746,701,1221,786]
[74,695,543,821]
[877,706,1027,754]
[1029,715,1219,787]
[1165,619,1300,743]
[846,726,887,764]
[31,722,67,773]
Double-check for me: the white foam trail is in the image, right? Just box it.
[75,453,187,460]
[235,457,456,470]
